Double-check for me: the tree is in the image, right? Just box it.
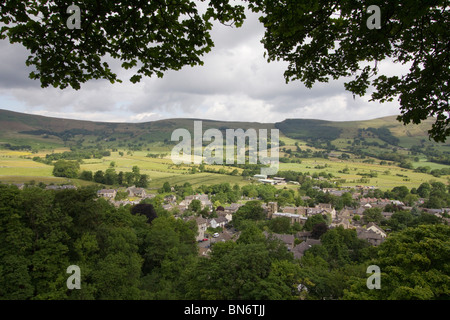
[188,199,202,213]
[430,181,447,196]
[124,172,135,187]
[278,189,295,206]
[91,227,143,299]
[136,174,149,188]
[0,1,246,89]
[319,226,370,269]
[311,222,328,239]
[203,242,272,299]
[52,160,80,178]
[162,182,171,193]
[362,207,384,225]
[304,214,327,232]
[117,171,124,186]
[341,192,355,207]
[79,170,93,181]
[104,168,118,185]
[391,186,410,201]
[249,1,450,142]
[261,260,303,300]
[236,221,266,245]
[131,165,141,184]
[131,203,158,224]
[2,2,448,141]
[186,238,298,300]
[0,185,34,299]
[115,191,128,201]
[140,216,198,298]
[231,200,265,228]
[93,170,105,184]
[140,216,197,273]
[19,187,72,299]
[417,182,432,198]
[344,225,450,300]
[403,193,418,206]
[387,211,415,231]
[267,217,291,234]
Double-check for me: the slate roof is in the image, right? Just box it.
[292,239,321,259]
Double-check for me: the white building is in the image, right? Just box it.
[272,212,308,225]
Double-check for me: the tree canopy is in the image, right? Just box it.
[249,0,449,142]
[344,224,450,300]
[1,1,448,141]
[0,183,449,300]
[0,0,245,89]
[52,159,80,178]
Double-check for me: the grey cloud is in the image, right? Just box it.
[0,4,402,124]
[0,40,40,89]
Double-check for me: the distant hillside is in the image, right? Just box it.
[276,116,447,149]
[0,109,446,154]
[0,109,274,150]
[275,119,343,141]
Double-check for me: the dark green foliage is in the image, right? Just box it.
[185,231,301,300]
[79,170,93,181]
[0,184,199,300]
[93,170,105,184]
[188,199,202,213]
[386,210,443,232]
[52,159,80,178]
[231,200,265,228]
[251,1,450,142]
[1,143,31,151]
[131,203,158,224]
[162,182,171,193]
[0,0,245,90]
[275,119,342,142]
[266,217,291,234]
[362,207,384,225]
[303,214,327,232]
[366,127,399,146]
[35,149,111,163]
[0,182,449,300]
[297,226,373,300]
[311,222,328,239]
[21,129,97,141]
[344,225,450,300]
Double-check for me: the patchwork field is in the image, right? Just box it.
[279,157,448,190]
[0,149,250,189]
[1,110,449,192]
[1,146,448,192]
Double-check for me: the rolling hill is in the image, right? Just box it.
[1,108,449,190]
[0,108,448,154]
[0,109,276,150]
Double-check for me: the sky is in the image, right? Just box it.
[0,6,404,125]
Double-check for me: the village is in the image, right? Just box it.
[82,174,450,261]
[12,172,448,262]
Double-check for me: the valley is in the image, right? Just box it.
[1,109,449,193]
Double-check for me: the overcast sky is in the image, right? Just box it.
[0,7,403,124]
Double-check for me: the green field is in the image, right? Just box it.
[1,109,449,192]
[0,149,250,189]
[2,109,450,189]
[279,157,448,190]
[1,145,448,192]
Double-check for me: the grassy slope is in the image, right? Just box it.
[0,109,275,149]
[0,109,448,190]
